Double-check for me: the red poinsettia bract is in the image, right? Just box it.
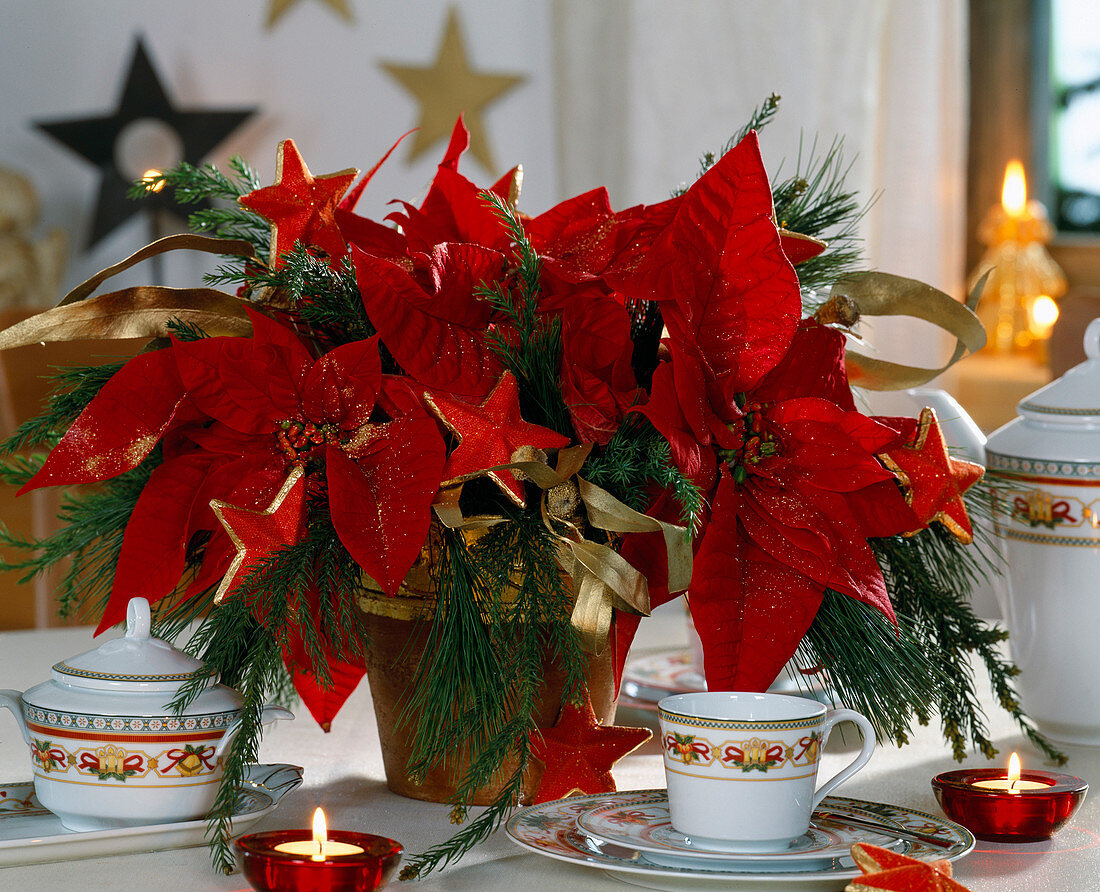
[22,309,445,638]
[608,133,921,692]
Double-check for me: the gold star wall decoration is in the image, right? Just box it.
[266,0,354,29]
[381,7,525,173]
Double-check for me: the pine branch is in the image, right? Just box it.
[771,135,871,296]
[0,362,124,457]
[401,511,584,878]
[207,247,374,349]
[873,526,1065,764]
[0,454,157,620]
[680,93,783,193]
[794,589,939,746]
[478,191,574,438]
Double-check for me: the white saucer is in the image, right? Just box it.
[576,791,903,870]
[0,763,303,866]
[505,789,974,891]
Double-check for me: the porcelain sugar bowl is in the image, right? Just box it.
[985,318,1100,745]
[0,597,291,830]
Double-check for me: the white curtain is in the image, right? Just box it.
[551,0,968,370]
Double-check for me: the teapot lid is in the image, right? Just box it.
[51,597,206,692]
[1018,318,1100,424]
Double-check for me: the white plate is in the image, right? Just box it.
[0,763,303,866]
[576,791,903,869]
[505,790,974,891]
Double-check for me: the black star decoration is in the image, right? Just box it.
[35,36,256,249]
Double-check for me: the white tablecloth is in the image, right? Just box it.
[2,602,1098,891]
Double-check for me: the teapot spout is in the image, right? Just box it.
[0,690,31,746]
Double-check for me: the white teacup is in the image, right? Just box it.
[657,692,876,851]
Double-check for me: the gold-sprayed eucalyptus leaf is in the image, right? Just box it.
[0,286,254,350]
[837,271,988,391]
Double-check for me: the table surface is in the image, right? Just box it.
[1,602,1097,891]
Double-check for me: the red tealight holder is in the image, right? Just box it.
[235,829,402,892]
[932,767,1087,843]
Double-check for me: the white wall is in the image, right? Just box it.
[0,0,966,372]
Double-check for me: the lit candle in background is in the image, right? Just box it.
[970,753,1051,792]
[971,159,1067,357]
[272,808,366,860]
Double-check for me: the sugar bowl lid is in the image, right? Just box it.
[1017,318,1100,425]
[51,597,205,692]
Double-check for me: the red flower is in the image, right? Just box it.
[22,309,445,636]
[607,134,923,692]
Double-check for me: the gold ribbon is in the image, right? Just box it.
[431,445,691,654]
[0,233,258,351]
[0,287,254,350]
[836,271,989,390]
[59,234,255,305]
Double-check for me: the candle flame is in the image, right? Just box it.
[1008,752,1022,793]
[1001,160,1027,217]
[312,807,327,858]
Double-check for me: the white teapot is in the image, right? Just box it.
[984,319,1100,744]
[0,597,291,830]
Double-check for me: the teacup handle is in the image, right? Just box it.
[811,708,876,810]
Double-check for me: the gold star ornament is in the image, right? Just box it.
[881,407,984,544]
[381,8,525,173]
[266,0,353,29]
[210,465,308,604]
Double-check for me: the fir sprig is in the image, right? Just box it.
[130,157,269,260]
[583,417,702,534]
[692,92,782,184]
[167,497,370,872]
[206,246,374,348]
[479,191,574,438]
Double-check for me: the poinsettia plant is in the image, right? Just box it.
[0,100,1057,876]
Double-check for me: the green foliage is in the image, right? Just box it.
[129,157,269,260]
[794,590,938,746]
[479,191,574,438]
[584,417,702,534]
[0,362,124,457]
[771,135,870,296]
[874,525,1064,764]
[207,246,374,348]
[399,510,584,878]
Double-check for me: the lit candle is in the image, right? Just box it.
[932,757,1088,842]
[971,158,1067,354]
[273,808,365,860]
[970,753,1051,792]
[235,815,402,892]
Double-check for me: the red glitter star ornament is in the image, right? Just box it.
[210,465,308,604]
[528,692,651,803]
[881,407,984,544]
[239,139,358,266]
[426,372,570,505]
[845,842,971,891]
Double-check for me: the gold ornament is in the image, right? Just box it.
[266,0,353,29]
[0,167,66,310]
[381,8,525,173]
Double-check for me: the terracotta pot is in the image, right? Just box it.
[357,534,616,805]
